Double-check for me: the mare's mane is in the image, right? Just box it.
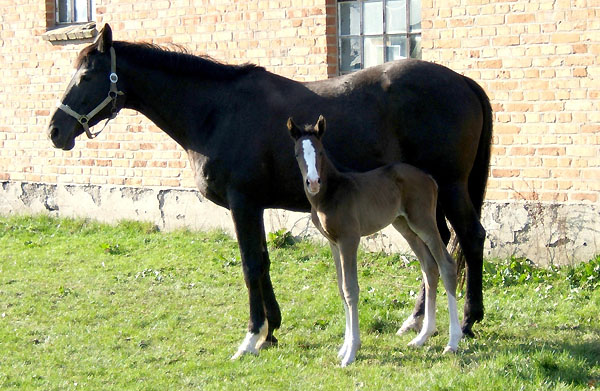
[75,40,263,81]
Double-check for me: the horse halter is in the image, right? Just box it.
[56,47,124,139]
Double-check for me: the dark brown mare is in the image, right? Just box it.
[47,25,492,358]
[288,116,462,366]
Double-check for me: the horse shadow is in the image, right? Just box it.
[357,324,599,387]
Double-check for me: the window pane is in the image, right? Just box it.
[410,35,422,59]
[363,1,383,35]
[410,0,421,31]
[364,36,384,68]
[340,37,362,72]
[339,1,360,36]
[386,0,406,34]
[74,0,88,22]
[386,36,407,61]
[57,0,70,23]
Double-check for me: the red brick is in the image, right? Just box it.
[0,0,598,210]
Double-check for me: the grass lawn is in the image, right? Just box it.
[0,215,598,390]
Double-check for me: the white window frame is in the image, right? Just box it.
[56,0,95,25]
[338,0,422,74]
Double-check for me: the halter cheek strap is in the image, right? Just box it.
[57,47,124,139]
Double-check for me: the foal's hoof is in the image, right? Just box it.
[407,337,426,348]
[340,356,356,368]
[443,345,458,354]
[397,315,423,336]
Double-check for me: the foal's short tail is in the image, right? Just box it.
[453,75,493,283]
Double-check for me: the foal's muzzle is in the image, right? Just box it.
[306,178,321,195]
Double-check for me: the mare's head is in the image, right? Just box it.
[47,24,125,150]
[287,115,326,196]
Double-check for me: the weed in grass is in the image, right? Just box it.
[267,228,298,248]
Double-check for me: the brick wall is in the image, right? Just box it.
[422,0,600,205]
[0,0,336,189]
[0,0,598,250]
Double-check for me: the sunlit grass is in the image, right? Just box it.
[0,214,598,390]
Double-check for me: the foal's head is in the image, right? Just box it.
[288,115,326,196]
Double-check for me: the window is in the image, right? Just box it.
[338,0,421,74]
[56,0,95,24]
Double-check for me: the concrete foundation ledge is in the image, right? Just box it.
[1,181,598,265]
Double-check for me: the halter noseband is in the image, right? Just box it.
[56,46,124,139]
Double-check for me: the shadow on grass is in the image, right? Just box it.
[353,323,600,387]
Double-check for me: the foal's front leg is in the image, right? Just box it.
[336,237,361,367]
[330,242,352,361]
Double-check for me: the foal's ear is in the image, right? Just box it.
[314,115,326,138]
[287,117,301,140]
[96,24,113,53]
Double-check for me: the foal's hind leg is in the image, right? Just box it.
[403,203,452,334]
[401,214,462,352]
[393,218,439,347]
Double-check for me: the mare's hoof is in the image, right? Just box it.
[461,322,476,338]
[257,335,278,350]
[231,347,258,360]
[462,304,484,338]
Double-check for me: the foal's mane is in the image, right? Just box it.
[76,40,263,81]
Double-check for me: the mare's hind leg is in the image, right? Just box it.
[393,218,439,347]
[399,204,450,335]
[439,183,486,337]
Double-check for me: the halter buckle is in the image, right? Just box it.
[109,73,118,83]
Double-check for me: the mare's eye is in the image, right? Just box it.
[80,74,91,82]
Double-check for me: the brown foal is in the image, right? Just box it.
[288,116,462,366]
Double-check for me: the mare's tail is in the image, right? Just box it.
[453,75,493,284]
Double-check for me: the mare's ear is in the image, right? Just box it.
[96,24,113,53]
[314,115,326,138]
[287,117,301,140]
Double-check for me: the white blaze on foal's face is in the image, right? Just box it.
[302,138,320,195]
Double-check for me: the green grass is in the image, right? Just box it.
[0,215,598,390]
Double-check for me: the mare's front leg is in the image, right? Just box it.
[229,196,281,359]
[336,237,361,367]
